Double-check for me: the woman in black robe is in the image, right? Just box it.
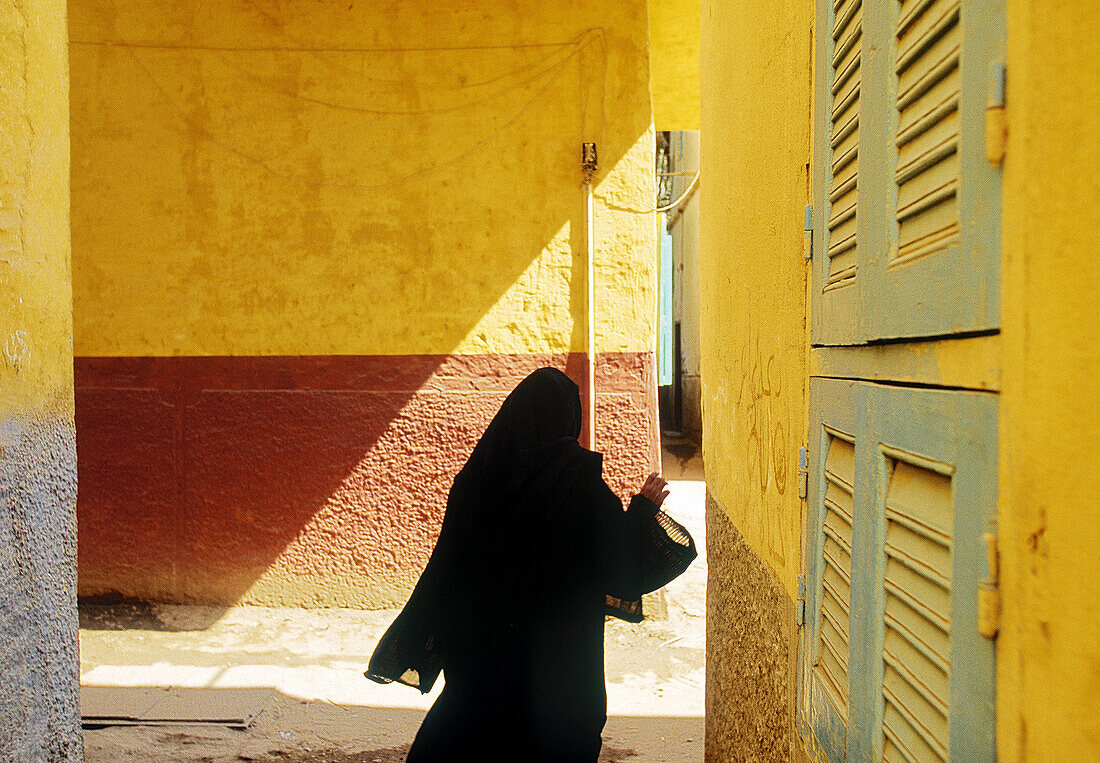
[365,367,696,762]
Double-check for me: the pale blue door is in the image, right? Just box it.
[803,2,1004,757]
[802,378,998,761]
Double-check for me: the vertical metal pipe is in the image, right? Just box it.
[585,181,596,450]
[653,211,666,474]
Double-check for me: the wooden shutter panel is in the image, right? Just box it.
[866,384,998,762]
[800,380,997,761]
[801,379,859,762]
[827,0,863,288]
[816,431,855,718]
[812,0,864,345]
[859,0,1004,341]
[894,0,961,266]
[881,452,953,761]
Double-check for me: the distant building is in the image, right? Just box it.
[656,129,701,443]
[69,1,674,610]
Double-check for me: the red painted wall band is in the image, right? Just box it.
[75,352,658,607]
[74,352,651,395]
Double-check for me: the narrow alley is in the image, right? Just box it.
[2,0,1098,761]
[79,452,706,762]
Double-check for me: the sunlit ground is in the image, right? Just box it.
[80,447,706,762]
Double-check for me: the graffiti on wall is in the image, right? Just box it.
[735,326,792,569]
[4,330,27,369]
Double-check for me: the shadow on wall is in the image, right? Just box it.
[70,1,655,611]
[75,352,655,611]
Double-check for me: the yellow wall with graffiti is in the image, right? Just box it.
[698,0,1100,757]
[69,0,656,359]
[1,0,73,418]
[699,0,812,601]
[998,1,1100,757]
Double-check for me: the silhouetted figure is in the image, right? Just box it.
[366,367,696,762]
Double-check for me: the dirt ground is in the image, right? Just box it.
[80,450,705,762]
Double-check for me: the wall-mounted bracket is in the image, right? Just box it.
[798,445,809,499]
[803,205,814,260]
[797,573,807,628]
[581,142,598,185]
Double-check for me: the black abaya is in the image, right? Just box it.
[365,367,696,762]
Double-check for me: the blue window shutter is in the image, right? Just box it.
[813,0,1004,346]
[860,0,1006,342]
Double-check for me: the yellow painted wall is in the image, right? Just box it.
[701,0,1100,757]
[699,0,812,601]
[0,0,82,750]
[998,1,1100,757]
[69,0,655,358]
[648,0,700,131]
[1,0,73,418]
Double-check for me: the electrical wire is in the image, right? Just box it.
[124,39,592,189]
[217,39,592,117]
[651,171,699,213]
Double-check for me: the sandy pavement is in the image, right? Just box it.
[81,458,705,762]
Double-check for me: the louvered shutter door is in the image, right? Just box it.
[801,378,858,762]
[812,0,864,345]
[861,0,1004,340]
[805,2,1004,758]
[866,384,997,761]
[813,0,1003,346]
[817,431,855,719]
[800,380,997,761]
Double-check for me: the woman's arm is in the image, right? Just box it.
[598,471,697,606]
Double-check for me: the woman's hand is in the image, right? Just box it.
[639,471,670,508]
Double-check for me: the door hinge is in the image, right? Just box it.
[986,62,1007,167]
[797,573,807,628]
[978,531,1001,638]
[803,205,814,260]
[797,445,809,499]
